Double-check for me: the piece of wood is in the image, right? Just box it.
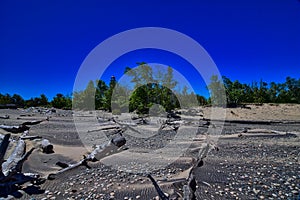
[47,157,90,180]
[88,125,121,133]
[0,135,40,197]
[22,118,49,126]
[147,174,169,200]
[0,134,10,178]
[14,147,35,173]
[41,139,54,154]
[2,139,26,176]
[48,135,126,180]
[20,135,42,140]
[0,124,30,133]
[202,118,281,125]
[86,135,126,161]
[56,161,69,169]
[0,115,9,119]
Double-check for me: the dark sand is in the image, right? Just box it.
[0,104,299,199]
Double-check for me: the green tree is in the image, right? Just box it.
[82,80,96,110]
[51,93,72,109]
[39,94,49,106]
[207,75,226,107]
[11,94,25,107]
[125,64,180,113]
[95,79,108,109]
[103,76,117,111]
[0,93,11,105]
[196,94,207,106]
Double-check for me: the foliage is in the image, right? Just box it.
[1,69,299,111]
[220,76,300,106]
[95,79,108,110]
[207,75,226,107]
[124,63,182,114]
[51,93,72,109]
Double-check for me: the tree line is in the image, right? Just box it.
[72,64,203,113]
[0,93,72,109]
[1,63,299,111]
[208,75,300,107]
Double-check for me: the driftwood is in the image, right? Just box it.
[147,174,169,200]
[0,134,10,177]
[167,111,181,119]
[202,118,285,125]
[159,119,180,131]
[41,139,54,154]
[0,115,9,119]
[48,157,90,180]
[88,125,121,133]
[0,134,43,198]
[48,135,126,180]
[56,161,69,169]
[0,118,48,134]
[19,114,34,117]
[20,135,42,140]
[22,117,49,126]
[148,143,212,200]
[0,124,30,133]
[86,135,126,161]
[2,139,26,176]
[111,118,143,135]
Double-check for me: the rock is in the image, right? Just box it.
[291,190,299,195]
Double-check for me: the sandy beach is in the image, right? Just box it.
[0,103,299,199]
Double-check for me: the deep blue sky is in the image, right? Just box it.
[0,0,299,100]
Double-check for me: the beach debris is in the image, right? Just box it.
[41,139,54,154]
[88,125,122,133]
[20,135,42,140]
[147,174,169,200]
[0,118,48,134]
[21,117,49,126]
[241,104,251,109]
[0,124,30,133]
[159,118,180,131]
[147,142,212,200]
[56,161,69,169]
[0,115,9,119]
[0,134,44,198]
[47,156,90,180]
[48,135,126,180]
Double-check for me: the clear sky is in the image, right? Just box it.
[0,0,299,100]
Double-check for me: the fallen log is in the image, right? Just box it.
[0,134,10,178]
[0,134,42,198]
[2,139,26,176]
[22,117,49,126]
[202,118,282,125]
[0,124,30,133]
[87,125,121,133]
[111,118,141,135]
[47,157,90,180]
[147,174,169,200]
[41,139,54,154]
[19,114,34,117]
[14,148,35,173]
[86,135,126,161]
[48,135,126,180]
[182,143,211,199]
[20,135,42,140]
[0,115,9,119]
[56,161,69,169]
[159,119,180,131]
[148,143,212,200]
